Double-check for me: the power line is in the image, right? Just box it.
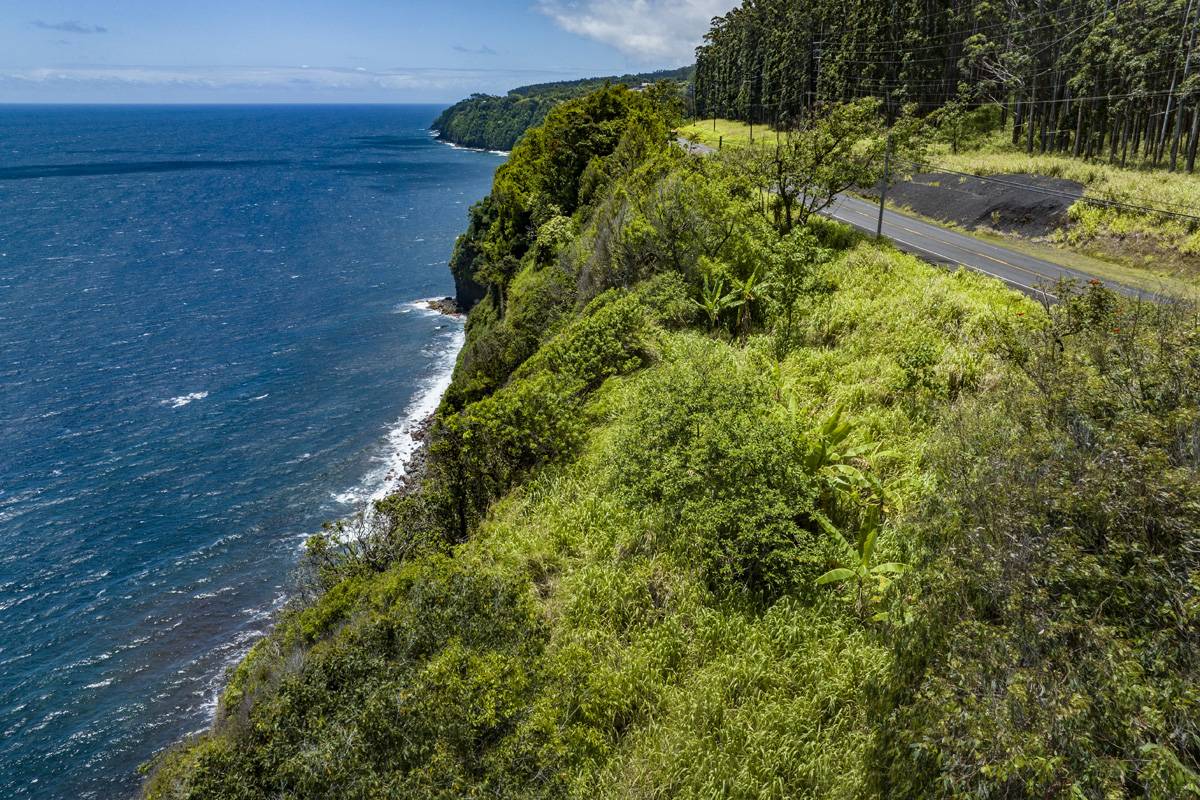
[835,83,1183,106]
[899,158,1200,221]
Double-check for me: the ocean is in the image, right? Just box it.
[0,104,502,799]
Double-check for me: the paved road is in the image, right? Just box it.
[676,137,1145,300]
[825,194,1144,300]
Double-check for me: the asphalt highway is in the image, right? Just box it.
[676,137,1146,300]
[824,193,1146,300]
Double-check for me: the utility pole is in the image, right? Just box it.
[876,134,893,239]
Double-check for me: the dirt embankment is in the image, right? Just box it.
[870,171,1084,238]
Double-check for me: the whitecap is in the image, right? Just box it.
[163,391,208,409]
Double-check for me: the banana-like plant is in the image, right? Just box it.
[804,406,890,511]
[728,264,768,340]
[695,273,736,330]
[814,505,908,620]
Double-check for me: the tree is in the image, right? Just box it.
[734,99,925,233]
[695,0,1200,172]
[767,228,830,360]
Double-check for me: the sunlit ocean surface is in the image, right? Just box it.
[0,104,500,799]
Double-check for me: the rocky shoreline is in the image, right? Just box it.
[423,296,462,316]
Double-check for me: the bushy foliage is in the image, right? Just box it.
[870,283,1200,798]
[145,87,1200,800]
[431,68,691,152]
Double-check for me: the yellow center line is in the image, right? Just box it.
[830,200,1067,288]
[827,201,1056,299]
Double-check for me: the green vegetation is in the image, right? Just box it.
[690,0,1200,283]
[144,83,1200,799]
[683,115,1200,287]
[934,131,1200,278]
[695,0,1200,173]
[431,67,691,152]
[678,117,769,149]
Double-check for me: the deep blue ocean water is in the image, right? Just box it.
[0,105,502,799]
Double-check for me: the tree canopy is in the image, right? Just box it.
[695,0,1200,170]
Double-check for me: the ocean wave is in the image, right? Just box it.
[163,391,208,409]
[433,138,510,157]
[328,315,464,514]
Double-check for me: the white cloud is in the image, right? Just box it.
[535,0,735,62]
[0,65,578,100]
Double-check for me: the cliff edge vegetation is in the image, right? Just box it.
[144,85,1200,799]
[430,67,690,152]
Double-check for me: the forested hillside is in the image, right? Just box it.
[430,67,691,151]
[145,81,1200,799]
[695,0,1200,171]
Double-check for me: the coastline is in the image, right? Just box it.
[360,297,463,504]
[201,297,464,723]
[429,129,511,157]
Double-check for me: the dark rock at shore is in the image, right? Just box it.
[426,297,462,316]
[452,270,486,313]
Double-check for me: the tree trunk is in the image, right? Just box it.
[1144,111,1156,160]
[1073,105,1085,157]
[1171,9,1199,170]
[1120,111,1132,167]
[1188,103,1200,172]
[1160,0,1197,164]
[1026,79,1037,154]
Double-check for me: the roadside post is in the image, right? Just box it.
[876,134,893,239]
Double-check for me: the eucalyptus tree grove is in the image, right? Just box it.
[695,0,1200,171]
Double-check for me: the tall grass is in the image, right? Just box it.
[935,132,1200,265]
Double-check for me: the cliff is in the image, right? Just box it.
[431,66,691,153]
[144,85,1200,799]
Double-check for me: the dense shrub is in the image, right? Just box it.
[870,284,1200,798]
[145,88,1200,800]
[146,557,547,800]
[608,337,826,599]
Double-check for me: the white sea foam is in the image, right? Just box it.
[164,391,208,409]
[434,137,510,157]
[328,301,464,515]
[198,591,288,721]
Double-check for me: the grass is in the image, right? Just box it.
[931,131,1200,279]
[872,196,1200,298]
[460,240,1027,798]
[677,118,777,149]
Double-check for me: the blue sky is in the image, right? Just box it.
[0,1,732,103]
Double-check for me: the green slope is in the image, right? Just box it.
[144,86,1200,800]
